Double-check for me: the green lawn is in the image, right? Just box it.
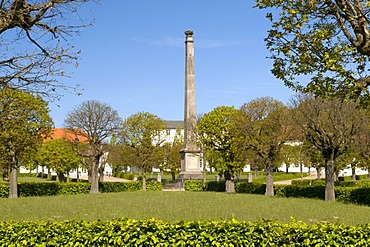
[1,191,370,225]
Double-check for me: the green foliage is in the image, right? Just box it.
[184,180,203,191]
[99,182,141,193]
[0,184,9,198]
[18,182,90,197]
[0,181,161,197]
[256,0,370,106]
[274,185,325,200]
[206,181,226,192]
[36,139,81,181]
[197,106,244,177]
[2,218,370,246]
[145,181,162,191]
[235,182,266,194]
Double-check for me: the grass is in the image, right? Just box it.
[1,191,370,225]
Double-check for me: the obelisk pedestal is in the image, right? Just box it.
[178,30,202,180]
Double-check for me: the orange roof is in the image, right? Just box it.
[48,128,88,142]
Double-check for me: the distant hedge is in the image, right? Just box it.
[0,181,162,198]
[1,218,370,246]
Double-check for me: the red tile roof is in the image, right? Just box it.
[49,128,88,142]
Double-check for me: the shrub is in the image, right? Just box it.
[274,185,325,200]
[0,184,9,198]
[1,218,370,246]
[184,180,203,191]
[206,181,225,192]
[146,181,162,191]
[99,181,141,193]
[235,182,266,195]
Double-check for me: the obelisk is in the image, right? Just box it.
[178,30,202,180]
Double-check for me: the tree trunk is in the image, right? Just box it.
[47,167,51,180]
[9,155,18,199]
[89,156,100,194]
[142,171,147,191]
[285,163,289,174]
[316,167,321,180]
[99,166,104,182]
[325,159,336,201]
[202,155,207,191]
[171,172,176,182]
[77,169,80,182]
[351,165,356,181]
[66,171,70,182]
[57,172,65,182]
[265,163,274,196]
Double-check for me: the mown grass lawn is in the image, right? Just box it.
[1,191,370,225]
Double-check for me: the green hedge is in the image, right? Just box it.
[235,182,266,194]
[0,181,162,198]
[1,218,370,246]
[184,180,203,191]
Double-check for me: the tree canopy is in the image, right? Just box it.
[37,139,81,182]
[256,0,370,106]
[118,112,166,191]
[64,100,121,193]
[0,0,98,99]
[0,87,53,198]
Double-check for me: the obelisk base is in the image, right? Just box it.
[178,148,202,180]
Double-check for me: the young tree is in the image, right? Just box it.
[37,139,81,182]
[197,106,245,182]
[233,97,295,196]
[64,100,122,193]
[162,127,183,181]
[292,95,365,201]
[0,87,53,198]
[118,112,166,191]
[0,0,98,99]
[256,0,370,106]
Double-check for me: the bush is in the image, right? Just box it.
[206,181,226,192]
[146,181,162,191]
[184,180,203,191]
[274,185,325,199]
[235,182,266,195]
[1,218,370,246]
[0,184,9,198]
[18,182,91,197]
[99,181,141,193]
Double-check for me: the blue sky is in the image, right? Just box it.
[50,0,295,127]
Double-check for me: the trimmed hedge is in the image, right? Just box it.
[0,181,162,198]
[1,218,370,246]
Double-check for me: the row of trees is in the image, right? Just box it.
[197,96,370,201]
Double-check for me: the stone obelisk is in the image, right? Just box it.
[178,30,202,180]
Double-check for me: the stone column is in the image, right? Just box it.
[178,30,202,180]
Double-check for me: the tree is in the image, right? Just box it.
[256,0,370,106]
[162,127,183,181]
[118,112,166,191]
[292,95,366,201]
[37,139,81,182]
[233,97,294,196]
[0,87,53,198]
[64,100,122,194]
[0,0,98,99]
[197,106,245,182]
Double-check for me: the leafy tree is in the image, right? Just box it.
[0,0,98,99]
[292,95,365,201]
[0,87,53,198]
[162,127,183,181]
[233,97,294,196]
[64,100,122,193]
[37,139,81,182]
[118,112,166,191]
[256,0,370,106]
[197,106,245,181]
